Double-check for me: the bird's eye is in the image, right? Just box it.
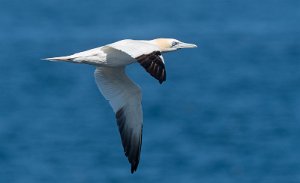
[172,41,179,47]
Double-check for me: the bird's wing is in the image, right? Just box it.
[108,40,167,84]
[135,51,166,84]
[94,67,143,173]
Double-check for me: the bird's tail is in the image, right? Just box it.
[43,55,75,62]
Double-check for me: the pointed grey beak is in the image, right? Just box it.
[178,42,197,48]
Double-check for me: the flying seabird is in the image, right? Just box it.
[45,38,197,173]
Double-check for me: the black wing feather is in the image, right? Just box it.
[116,107,142,173]
[136,51,166,84]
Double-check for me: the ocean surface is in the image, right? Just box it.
[0,0,300,182]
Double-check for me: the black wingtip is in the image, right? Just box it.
[116,107,142,174]
[159,79,166,84]
[136,51,167,84]
[131,163,139,173]
[131,167,135,174]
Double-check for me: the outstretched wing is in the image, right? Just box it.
[94,67,143,173]
[135,51,166,84]
[108,40,167,84]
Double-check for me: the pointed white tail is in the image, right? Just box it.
[43,55,74,61]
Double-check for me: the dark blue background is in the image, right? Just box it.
[0,0,300,182]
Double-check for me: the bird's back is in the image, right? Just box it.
[108,39,160,58]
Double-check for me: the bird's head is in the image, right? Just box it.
[150,38,197,52]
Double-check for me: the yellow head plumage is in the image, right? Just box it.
[150,38,197,52]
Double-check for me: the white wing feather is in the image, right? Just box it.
[94,67,143,173]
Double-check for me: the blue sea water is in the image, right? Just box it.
[0,0,300,182]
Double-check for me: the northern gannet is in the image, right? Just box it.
[45,38,197,173]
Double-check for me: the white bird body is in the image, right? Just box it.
[45,38,196,173]
[48,39,161,66]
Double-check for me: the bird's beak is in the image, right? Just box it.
[178,42,197,49]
